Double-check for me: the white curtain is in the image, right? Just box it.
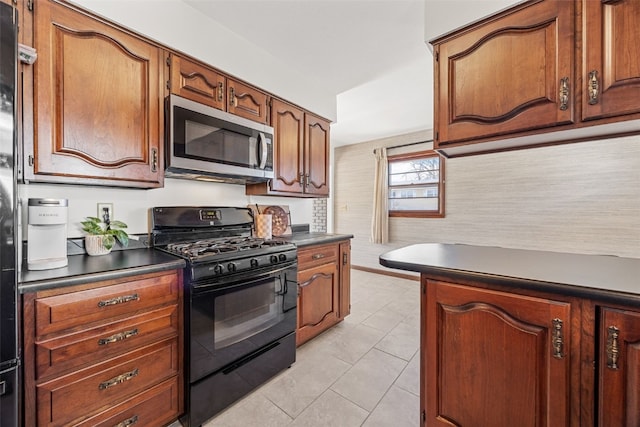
[371,147,389,244]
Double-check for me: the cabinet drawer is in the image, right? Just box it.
[35,304,178,380]
[298,244,338,269]
[36,338,178,427]
[75,377,181,427]
[35,272,180,337]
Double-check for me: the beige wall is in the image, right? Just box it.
[334,132,640,275]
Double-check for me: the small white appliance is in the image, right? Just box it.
[27,198,68,270]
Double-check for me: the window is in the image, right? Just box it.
[388,150,444,218]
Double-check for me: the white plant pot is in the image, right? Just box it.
[85,235,112,256]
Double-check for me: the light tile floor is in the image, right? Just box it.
[201,269,421,427]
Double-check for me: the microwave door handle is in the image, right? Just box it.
[258,132,268,169]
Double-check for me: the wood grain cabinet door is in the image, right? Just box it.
[304,113,330,196]
[598,307,640,427]
[425,280,572,427]
[227,78,268,124]
[433,0,574,146]
[170,54,225,111]
[582,0,640,121]
[296,262,339,346]
[270,99,304,193]
[31,0,164,188]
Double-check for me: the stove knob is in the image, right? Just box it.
[250,258,259,268]
[213,264,223,275]
[270,255,278,264]
[227,262,237,273]
[278,254,287,262]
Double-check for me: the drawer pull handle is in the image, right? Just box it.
[114,415,138,427]
[311,253,325,260]
[99,368,139,390]
[98,293,139,308]
[606,326,620,370]
[98,328,139,346]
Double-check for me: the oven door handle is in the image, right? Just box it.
[191,262,297,294]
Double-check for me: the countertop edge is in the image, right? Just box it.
[380,243,640,306]
[281,233,353,247]
[19,250,186,294]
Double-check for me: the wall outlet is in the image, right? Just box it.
[97,203,114,223]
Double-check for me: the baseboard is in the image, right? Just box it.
[351,265,420,282]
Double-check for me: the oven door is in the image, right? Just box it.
[189,263,297,383]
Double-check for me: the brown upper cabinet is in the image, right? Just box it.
[169,54,269,124]
[246,99,330,197]
[431,0,640,157]
[26,0,165,188]
[581,0,640,121]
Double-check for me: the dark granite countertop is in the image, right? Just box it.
[19,248,185,294]
[380,243,640,304]
[277,232,353,247]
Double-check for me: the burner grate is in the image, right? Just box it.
[165,236,289,260]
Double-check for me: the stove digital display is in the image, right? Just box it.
[199,209,221,221]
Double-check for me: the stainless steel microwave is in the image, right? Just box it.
[166,94,274,183]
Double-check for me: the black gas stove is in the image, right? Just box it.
[150,206,297,282]
[150,206,297,427]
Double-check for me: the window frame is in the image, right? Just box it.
[387,150,445,218]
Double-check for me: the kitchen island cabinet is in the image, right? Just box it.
[25,0,165,188]
[21,253,185,427]
[431,0,640,157]
[380,243,640,426]
[293,236,351,346]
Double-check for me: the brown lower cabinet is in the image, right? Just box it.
[423,275,640,426]
[22,270,183,427]
[296,239,350,346]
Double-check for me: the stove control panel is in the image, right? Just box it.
[194,247,298,281]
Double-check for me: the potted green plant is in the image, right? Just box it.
[81,216,129,256]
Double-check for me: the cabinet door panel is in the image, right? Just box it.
[582,0,640,120]
[270,99,304,193]
[426,280,571,427]
[171,55,225,110]
[75,377,180,427]
[297,262,339,345]
[598,307,640,427]
[33,0,163,187]
[34,272,180,336]
[434,0,574,145]
[35,305,178,380]
[36,338,178,427]
[227,78,268,124]
[304,113,330,196]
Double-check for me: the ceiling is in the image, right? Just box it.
[182,0,516,147]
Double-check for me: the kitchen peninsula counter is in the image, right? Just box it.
[19,247,185,293]
[380,243,640,426]
[380,243,640,304]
